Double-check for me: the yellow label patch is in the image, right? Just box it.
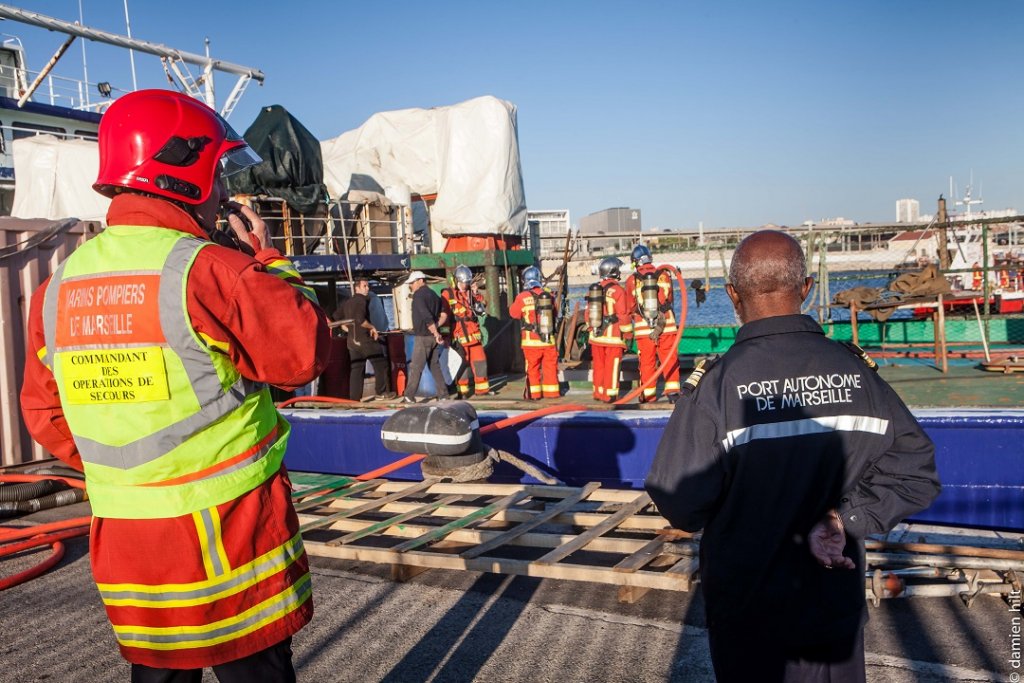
[62,346,169,404]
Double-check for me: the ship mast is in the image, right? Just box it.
[0,3,264,118]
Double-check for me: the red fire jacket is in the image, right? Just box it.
[20,194,330,669]
[441,286,485,345]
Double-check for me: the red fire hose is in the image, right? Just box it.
[0,474,90,591]
[277,394,358,409]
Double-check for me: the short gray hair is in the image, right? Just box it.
[729,231,807,296]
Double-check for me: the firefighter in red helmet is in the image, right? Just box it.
[21,90,329,680]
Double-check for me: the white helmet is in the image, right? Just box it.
[454,265,473,284]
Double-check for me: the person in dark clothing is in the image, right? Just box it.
[403,271,448,403]
[645,230,940,683]
[340,278,395,402]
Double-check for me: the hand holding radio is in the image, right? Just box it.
[223,202,269,252]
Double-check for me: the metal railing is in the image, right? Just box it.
[0,62,127,111]
[232,196,416,259]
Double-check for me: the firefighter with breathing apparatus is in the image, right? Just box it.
[441,264,490,397]
[509,265,559,399]
[587,257,632,402]
[625,244,681,403]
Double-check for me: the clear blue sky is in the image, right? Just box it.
[9,0,1024,229]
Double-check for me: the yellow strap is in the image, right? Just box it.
[192,507,231,579]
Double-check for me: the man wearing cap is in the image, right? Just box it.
[403,271,449,403]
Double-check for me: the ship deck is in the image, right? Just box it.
[280,357,1024,531]
[333,355,1024,411]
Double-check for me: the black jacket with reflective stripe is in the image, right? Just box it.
[645,314,939,644]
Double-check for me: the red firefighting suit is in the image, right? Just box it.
[626,264,680,402]
[20,194,330,669]
[441,286,490,396]
[588,278,632,402]
[509,286,559,399]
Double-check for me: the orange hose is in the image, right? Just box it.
[356,453,430,481]
[277,395,359,409]
[480,403,589,434]
[0,473,86,490]
[0,528,90,589]
[0,540,66,591]
[348,265,689,481]
[0,517,92,543]
[0,474,92,590]
[0,528,87,557]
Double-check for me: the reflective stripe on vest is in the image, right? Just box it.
[111,572,312,650]
[590,282,631,347]
[97,531,306,607]
[41,226,284,519]
[103,530,311,651]
[442,288,482,345]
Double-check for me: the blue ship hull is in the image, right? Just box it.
[281,408,1024,532]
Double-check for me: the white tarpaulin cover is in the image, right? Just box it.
[11,135,110,222]
[321,96,526,237]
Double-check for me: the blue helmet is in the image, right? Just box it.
[454,264,473,284]
[631,245,652,267]
[522,266,542,289]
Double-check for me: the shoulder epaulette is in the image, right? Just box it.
[682,355,719,395]
[840,341,878,372]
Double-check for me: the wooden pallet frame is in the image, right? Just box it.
[293,478,699,602]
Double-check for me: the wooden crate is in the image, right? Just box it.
[293,476,699,603]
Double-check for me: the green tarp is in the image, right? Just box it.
[225,105,326,214]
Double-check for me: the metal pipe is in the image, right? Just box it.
[867,551,1024,572]
[17,35,75,108]
[866,539,1024,562]
[868,582,1017,600]
[123,0,137,90]
[0,4,264,82]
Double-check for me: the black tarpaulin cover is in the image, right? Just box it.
[225,105,327,214]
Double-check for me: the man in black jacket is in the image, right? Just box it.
[340,278,394,401]
[645,230,940,683]
[403,271,448,403]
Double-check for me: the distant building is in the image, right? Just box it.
[890,229,938,262]
[978,208,1020,220]
[820,217,856,227]
[896,198,920,223]
[527,209,572,259]
[579,207,642,255]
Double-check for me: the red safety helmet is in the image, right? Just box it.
[93,89,261,205]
